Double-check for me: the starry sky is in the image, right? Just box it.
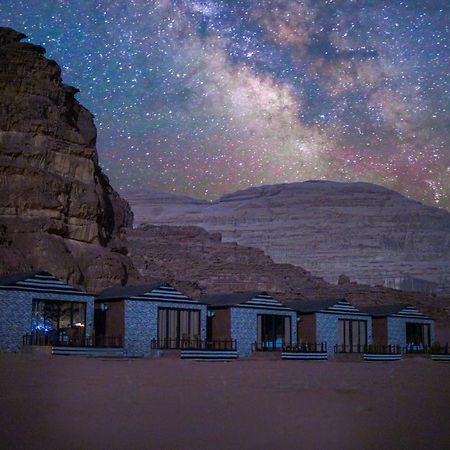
[1,1,449,209]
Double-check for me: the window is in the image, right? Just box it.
[32,300,87,341]
[338,319,367,352]
[257,314,291,350]
[406,323,431,351]
[157,308,201,348]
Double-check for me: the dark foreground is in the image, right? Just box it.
[0,354,449,450]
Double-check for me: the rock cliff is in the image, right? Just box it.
[128,224,450,329]
[126,181,450,294]
[0,27,139,291]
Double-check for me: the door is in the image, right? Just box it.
[257,315,291,350]
[338,319,367,352]
[406,323,430,351]
[157,308,201,348]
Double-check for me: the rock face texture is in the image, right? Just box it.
[0,28,138,291]
[125,181,450,294]
[128,225,450,329]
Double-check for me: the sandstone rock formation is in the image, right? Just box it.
[128,224,450,330]
[125,181,450,294]
[0,27,139,291]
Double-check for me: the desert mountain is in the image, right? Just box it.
[128,224,450,333]
[0,27,139,291]
[125,181,450,294]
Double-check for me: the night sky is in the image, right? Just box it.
[1,1,449,209]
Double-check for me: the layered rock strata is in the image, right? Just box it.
[126,182,450,294]
[128,225,450,328]
[0,27,139,291]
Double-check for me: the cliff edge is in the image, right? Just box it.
[0,28,139,291]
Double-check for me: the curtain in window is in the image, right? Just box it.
[158,309,167,343]
[179,310,190,341]
[359,321,367,346]
[424,324,430,346]
[189,311,200,340]
[167,310,178,347]
[338,319,345,348]
[158,308,202,348]
[338,319,367,351]
[257,315,262,345]
[284,316,291,345]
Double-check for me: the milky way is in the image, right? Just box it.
[1,1,449,209]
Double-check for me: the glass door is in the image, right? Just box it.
[157,308,201,348]
[338,319,367,352]
[257,315,291,350]
[406,323,430,351]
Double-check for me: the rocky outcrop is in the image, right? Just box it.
[125,181,450,294]
[0,27,139,291]
[128,225,450,328]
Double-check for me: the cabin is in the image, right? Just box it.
[361,304,435,351]
[96,283,207,357]
[290,299,372,358]
[0,271,94,352]
[201,292,297,357]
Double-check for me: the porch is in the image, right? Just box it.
[363,344,402,362]
[23,331,123,348]
[23,331,124,357]
[281,342,328,360]
[151,338,238,360]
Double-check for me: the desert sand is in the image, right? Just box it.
[0,354,449,450]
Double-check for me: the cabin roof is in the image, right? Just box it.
[201,292,294,311]
[360,304,432,319]
[0,271,53,286]
[288,298,368,315]
[97,282,202,304]
[97,283,170,300]
[0,271,84,294]
[360,304,411,316]
[288,299,346,313]
[201,292,266,307]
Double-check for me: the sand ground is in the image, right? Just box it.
[0,354,449,450]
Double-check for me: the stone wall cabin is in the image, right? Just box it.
[201,292,297,357]
[0,271,94,352]
[291,299,372,358]
[96,283,207,357]
[361,304,435,350]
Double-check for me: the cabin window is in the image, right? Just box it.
[406,323,430,350]
[32,300,86,340]
[338,319,367,352]
[257,314,291,350]
[157,308,200,348]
